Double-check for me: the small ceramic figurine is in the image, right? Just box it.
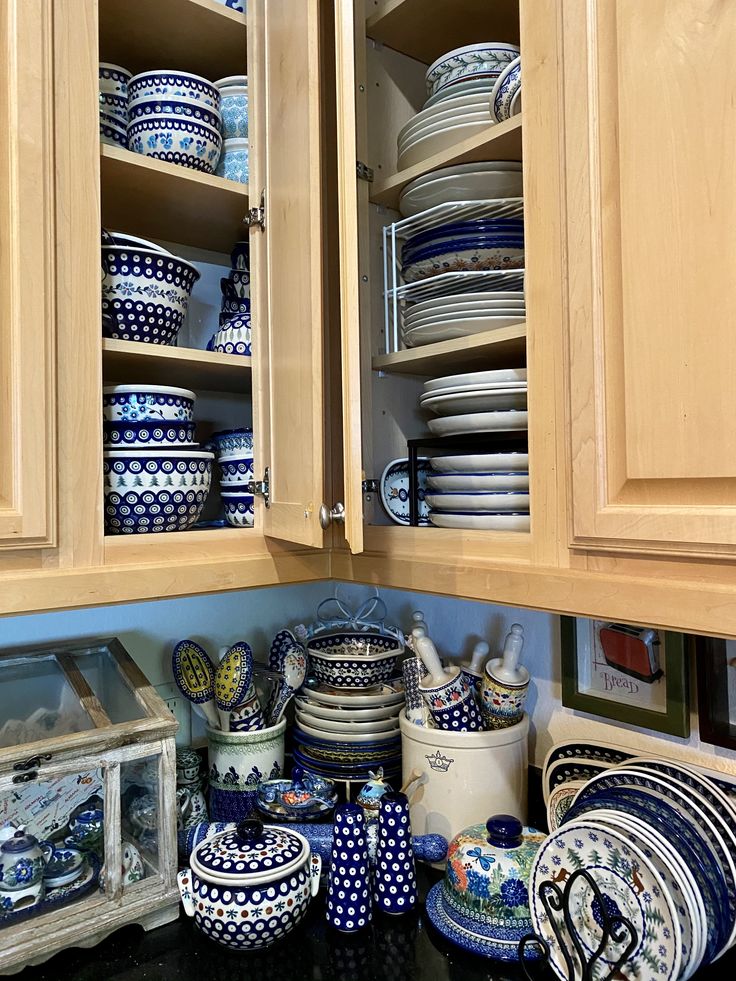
[325,803,372,933]
[481,624,530,729]
[176,748,203,787]
[122,839,145,886]
[0,828,53,911]
[416,633,484,732]
[356,768,390,823]
[373,792,417,916]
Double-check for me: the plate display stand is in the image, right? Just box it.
[519,868,639,981]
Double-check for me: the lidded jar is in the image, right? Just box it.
[177,818,321,950]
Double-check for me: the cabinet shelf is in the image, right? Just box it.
[372,323,526,376]
[100,145,249,253]
[102,339,251,394]
[366,0,519,65]
[369,117,523,210]
[99,0,246,80]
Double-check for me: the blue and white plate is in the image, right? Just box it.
[380,457,431,526]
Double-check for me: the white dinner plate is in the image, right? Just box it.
[429,512,530,531]
[422,382,527,398]
[427,410,528,436]
[295,717,401,744]
[399,173,523,216]
[427,472,529,492]
[406,291,525,318]
[405,308,525,330]
[429,452,529,472]
[398,96,494,145]
[404,315,525,346]
[426,491,530,512]
[398,109,492,153]
[421,390,527,414]
[405,301,526,325]
[398,119,493,170]
[423,77,497,109]
[425,368,526,392]
[294,695,403,722]
[295,709,401,734]
[301,679,405,707]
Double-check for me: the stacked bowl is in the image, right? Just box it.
[101,231,200,346]
[208,427,254,528]
[293,630,406,783]
[127,71,222,174]
[102,385,213,535]
[401,216,524,284]
[208,240,251,355]
[398,42,520,169]
[490,57,521,123]
[99,63,130,148]
[214,76,249,183]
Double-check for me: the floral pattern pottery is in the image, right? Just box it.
[208,427,253,457]
[0,831,51,891]
[177,748,204,786]
[68,809,105,847]
[43,846,85,888]
[178,818,320,949]
[219,87,249,139]
[215,139,249,183]
[530,821,682,981]
[99,63,131,96]
[547,780,586,832]
[127,115,222,174]
[326,803,372,933]
[491,57,521,123]
[122,840,145,887]
[373,793,417,916]
[102,385,195,422]
[379,457,431,526]
[128,71,221,109]
[481,657,529,730]
[208,719,285,822]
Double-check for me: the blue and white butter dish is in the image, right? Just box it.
[178,818,321,950]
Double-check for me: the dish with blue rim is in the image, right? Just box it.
[425,880,534,960]
[379,458,431,526]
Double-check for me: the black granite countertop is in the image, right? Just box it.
[14,866,735,981]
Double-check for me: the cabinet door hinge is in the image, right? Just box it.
[247,466,270,508]
[245,190,266,230]
[361,479,379,493]
[356,160,374,182]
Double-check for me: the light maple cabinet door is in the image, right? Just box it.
[563,0,736,558]
[249,0,328,549]
[0,0,57,549]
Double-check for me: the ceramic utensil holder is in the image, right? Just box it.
[326,803,372,933]
[373,792,417,916]
[399,711,528,843]
[419,670,484,732]
[207,719,285,822]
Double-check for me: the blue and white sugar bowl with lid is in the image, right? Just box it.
[177,818,321,949]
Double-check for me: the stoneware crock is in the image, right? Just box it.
[177,818,321,950]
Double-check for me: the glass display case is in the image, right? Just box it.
[0,638,178,974]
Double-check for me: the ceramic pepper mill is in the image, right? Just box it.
[326,802,372,933]
[481,624,530,729]
[373,792,417,916]
[416,633,484,732]
[461,640,490,694]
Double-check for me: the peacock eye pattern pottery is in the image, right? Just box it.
[102,420,196,447]
[219,456,254,483]
[101,247,200,345]
[222,494,255,528]
[127,115,222,174]
[326,803,372,933]
[102,386,195,422]
[373,793,417,916]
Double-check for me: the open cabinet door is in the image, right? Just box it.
[249,0,327,549]
[334,0,365,554]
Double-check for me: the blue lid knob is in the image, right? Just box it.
[486,814,523,848]
[235,819,263,845]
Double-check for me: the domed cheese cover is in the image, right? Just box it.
[443,814,546,940]
[192,819,307,883]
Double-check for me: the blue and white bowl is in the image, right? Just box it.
[208,428,253,457]
[219,454,254,484]
[101,246,200,345]
[212,323,251,356]
[99,92,127,123]
[426,43,520,97]
[216,78,248,139]
[221,493,254,528]
[215,138,248,183]
[491,57,521,123]
[99,113,127,149]
[128,70,221,108]
[213,0,246,12]
[127,114,222,174]
[103,449,213,535]
[128,95,222,131]
[306,632,405,690]
[103,420,196,448]
[99,62,131,96]
[103,385,196,423]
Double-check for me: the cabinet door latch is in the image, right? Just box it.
[356,160,374,183]
[247,466,270,508]
[245,190,266,230]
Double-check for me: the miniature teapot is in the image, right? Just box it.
[0,828,53,911]
[481,624,530,729]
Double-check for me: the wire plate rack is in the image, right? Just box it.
[382,199,526,355]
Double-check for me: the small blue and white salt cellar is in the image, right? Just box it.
[216,138,249,183]
[326,803,372,933]
[178,818,321,949]
[373,792,417,916]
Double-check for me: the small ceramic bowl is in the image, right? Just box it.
[216,139,249,183]
[128,70,221,109]
[128,94,222,130]
[212,325,251,356]
[99,62,132,96]
[221,492,254,528]
[490,57,521,123]
[306,632,405,690]
[219,84,248,139]
[102,385,196,423]
[208,427,253,457]
[219,454,254,484]
[103,420,196,447]
[127,114,222,174]
[99,92,127,122]
[99,114,127,148]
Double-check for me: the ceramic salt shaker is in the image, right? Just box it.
[481,624,529,729]
[416,634,484,732]
[326,803,372,933]
[373,792,417,916]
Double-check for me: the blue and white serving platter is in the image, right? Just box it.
[379,457,431,526]
[425,880,535,960]
[530,821,682,981]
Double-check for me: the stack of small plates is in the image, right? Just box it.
[398,162,523,218]
[426,449,529,531]
[293,678,405,782]
[401,217,524,285]
[530,757,736,980]
[402,289,525,347]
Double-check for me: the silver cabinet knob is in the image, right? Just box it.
[319,502,345,529]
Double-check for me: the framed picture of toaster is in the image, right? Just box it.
[696,636,736,750]
[560,617,690,737]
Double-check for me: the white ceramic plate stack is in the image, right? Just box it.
[397,42,520,170]
[529,757,736,981]
[398,161,523,218]
[422,369,529,531]
[402,289,525,347]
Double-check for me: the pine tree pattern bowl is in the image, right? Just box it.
[221,493,254,528]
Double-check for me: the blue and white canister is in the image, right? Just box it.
[216,138,249,183]
[373,792,417,916]
[326,803,372,933]
[207,719,284,822]
[216,77,248,139]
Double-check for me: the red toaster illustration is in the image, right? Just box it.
[598,624,663,684]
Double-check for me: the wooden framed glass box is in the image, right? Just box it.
[0,638,178,974]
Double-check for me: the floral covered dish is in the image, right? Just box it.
[426,814,545,960]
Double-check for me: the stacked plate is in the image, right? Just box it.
[402,289,525,347]
[398,161,523,218]
[401,217,524,285]
[530,757,736,980]
[293,678,405,782]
